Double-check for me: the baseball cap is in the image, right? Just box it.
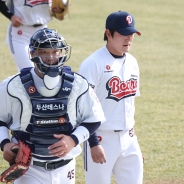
[105,10,141,36]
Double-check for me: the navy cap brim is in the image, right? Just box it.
[116,27,141,36]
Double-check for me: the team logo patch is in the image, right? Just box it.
[126,15,132,24]
[58,117,66,124]
[106,77,137,102]
[98,135,102,142]
[106,65,111,70]
[104,64,114,73]
[28,86,36,94]
[17,30,22,35]
[24,0,51,7]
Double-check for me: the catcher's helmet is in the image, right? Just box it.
[29,28,71,74]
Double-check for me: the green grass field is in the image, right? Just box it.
[0,0,184,183]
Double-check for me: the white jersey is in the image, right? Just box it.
[79,46,140,131]
[4,0,52,25]
[0,68,105,161]
[0,68,105,130]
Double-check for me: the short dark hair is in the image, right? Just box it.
[104,29,115,41]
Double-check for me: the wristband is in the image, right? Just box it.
[1,139,10,151]
[0,126,10,143]
[69,134,79,146]
[71,126,89,144]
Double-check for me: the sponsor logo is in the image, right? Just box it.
[28,86,36,94]
[106,77,137,102]
[36,119,58,124]
[131,74,138,78]
[104,70,114,73]
[62,87,71,91]
[36,103,65,111]
[36,117,66,124]
[24,0,51,7]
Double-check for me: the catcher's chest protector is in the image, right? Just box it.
[15,67,75,158]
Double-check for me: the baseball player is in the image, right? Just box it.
[0,28,105,184]
[0,0,66,71]
[79,10,143,184]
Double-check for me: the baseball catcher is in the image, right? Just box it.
[0,28,105,184]
[51,0,71,20]
[0,141,31,183]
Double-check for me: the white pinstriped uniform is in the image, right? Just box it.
[79,46,143,184]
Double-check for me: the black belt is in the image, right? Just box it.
[32,24,43,27]
[114,130,123,132]
[33,159,72,170]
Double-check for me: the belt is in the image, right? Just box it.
[32,24,44,27]
[114,130,123,132]
[33,159,72,170]
[23,24,44,27]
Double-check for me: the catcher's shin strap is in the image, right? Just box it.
[33,159,72,170]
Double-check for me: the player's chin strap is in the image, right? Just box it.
[43,68,61,90]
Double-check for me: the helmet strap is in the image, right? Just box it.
[43,68,61,90]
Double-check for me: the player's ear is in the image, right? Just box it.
[30,51,35,57]
[105,29,111,39]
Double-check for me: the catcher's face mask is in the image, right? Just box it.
[29,28,72,89]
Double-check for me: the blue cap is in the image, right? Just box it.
[106,10,141,36]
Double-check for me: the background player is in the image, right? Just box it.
[0,28,105,184]
[0,0,68,71]
[79,10,143,184]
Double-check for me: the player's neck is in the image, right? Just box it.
[34,67,44,78]
[106,44,125,57]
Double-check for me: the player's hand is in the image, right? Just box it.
[52,6,65,20]
[3,143,17,163]
[11,15,23,27]
[90,145,106,164]
[48,134,76,157]
[52,5,64,13]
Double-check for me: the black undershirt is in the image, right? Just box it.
[70,122,101,148]
[110,53,125,59]
[0,0,14,20]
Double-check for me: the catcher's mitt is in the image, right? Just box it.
[51,0,70,20]
[0,141,31,183]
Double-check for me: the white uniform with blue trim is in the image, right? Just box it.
[79,46,143,184]
[0,68,105,184]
